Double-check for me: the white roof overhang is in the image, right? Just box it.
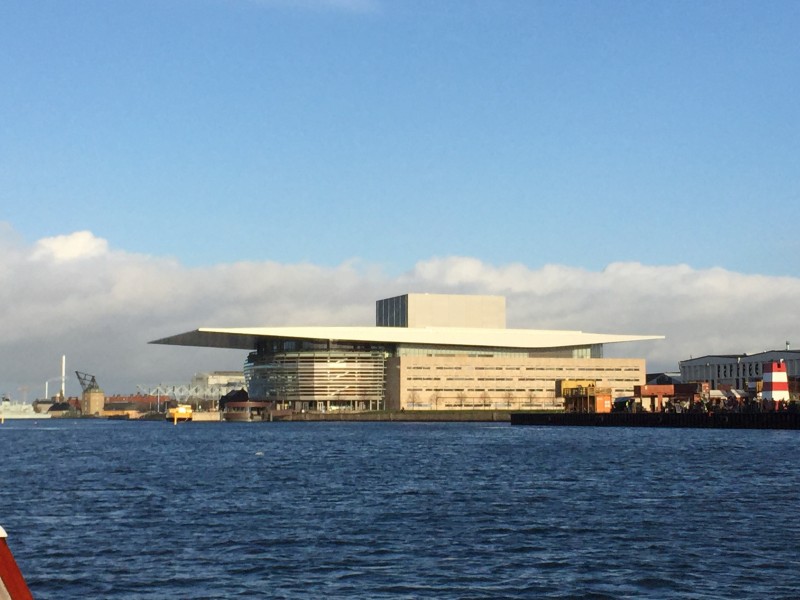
[150,326,663,351]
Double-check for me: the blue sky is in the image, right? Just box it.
[2,0,798,275]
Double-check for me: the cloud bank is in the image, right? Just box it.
[1,225,797,398]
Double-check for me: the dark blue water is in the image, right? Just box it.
[2,420,799,599]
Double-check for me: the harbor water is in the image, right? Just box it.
[1,420,799,598]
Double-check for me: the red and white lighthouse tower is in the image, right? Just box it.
[762,360,790,408]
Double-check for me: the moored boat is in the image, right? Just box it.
[166,404,193,423]
[223,401,271,422]
[1,398,51,420]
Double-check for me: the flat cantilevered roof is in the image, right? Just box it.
[150,326,663,351]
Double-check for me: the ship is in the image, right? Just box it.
[0,398,51,420]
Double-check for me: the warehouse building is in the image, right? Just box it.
[680,350,800,391]
[152,293,662,412]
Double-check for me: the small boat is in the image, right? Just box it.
[0,526,33,599]
[223,401,271,422]
[166,404,193,423]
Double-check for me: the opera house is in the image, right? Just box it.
[152,293,662,412]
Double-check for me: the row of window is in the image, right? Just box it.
[396,345,600,359]
[408,388,548,393]
[406,365,637,372]
[682,359,800,381]
[407,375,639,383]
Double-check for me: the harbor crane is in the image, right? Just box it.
[75,372,100,393]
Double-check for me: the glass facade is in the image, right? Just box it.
[376,295,408,327]
[245,344,387,411]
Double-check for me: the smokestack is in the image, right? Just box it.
[61,355,66,398]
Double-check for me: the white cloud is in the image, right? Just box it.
[1,225,798,399]
[30,230,109,262]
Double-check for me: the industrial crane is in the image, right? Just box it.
[75,372,100,393]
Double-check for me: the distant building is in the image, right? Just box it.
[152,293,663,412]
[680,350,800,391]
[140,371,246,404]
[80,387,105,417]
[190,371,246,394]
[104,394,164,416]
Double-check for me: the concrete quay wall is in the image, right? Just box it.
[274,410,514,422]
[510,411,800,429]
[192,411,223,422]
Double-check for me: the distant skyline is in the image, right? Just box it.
[1,226,798,399]
[1,1,798,396]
